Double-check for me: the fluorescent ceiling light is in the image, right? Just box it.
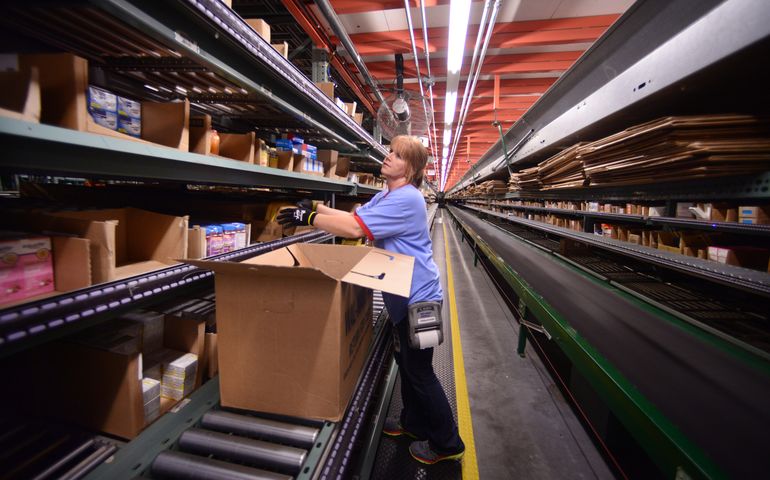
[447,0,471,74]
[443,91,457,124]
[442,146,449,158]
[443,130,451,147]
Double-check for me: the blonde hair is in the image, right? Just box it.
[389,135,428,187]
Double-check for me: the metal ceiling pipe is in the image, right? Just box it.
[454,0,493,144]
[404,0,436,161]
[314,0,387,106]
[441,0,492,188]
[420,0,439,173]
[445,0,501,188]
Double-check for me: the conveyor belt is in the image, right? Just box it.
[450,206,770,478]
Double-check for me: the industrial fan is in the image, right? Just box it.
[376,54,433,140]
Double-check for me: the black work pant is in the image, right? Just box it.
[393,317,464,455]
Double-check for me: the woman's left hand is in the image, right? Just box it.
[277,207,316,226]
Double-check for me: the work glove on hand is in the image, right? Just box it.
[277,207,316,227]
[296,199,316,211]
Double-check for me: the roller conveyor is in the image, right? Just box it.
[449,206,770,478]
[152,451,291,480]
[199,411,319,450]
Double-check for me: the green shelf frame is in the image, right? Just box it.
[0,117,380,194]
[446,206,727,480]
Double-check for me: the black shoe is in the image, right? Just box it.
[409,440,465,464]
[382,418,420,439]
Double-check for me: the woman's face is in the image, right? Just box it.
[381,148,408,180]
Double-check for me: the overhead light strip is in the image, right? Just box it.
[441,0,472,191]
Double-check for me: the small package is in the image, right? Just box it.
[0,234,54,305]
[118,96,141,118]
[117,116,141,137]
[205,225,224,257]
[88,85,117,112]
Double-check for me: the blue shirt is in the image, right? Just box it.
[355,184,443,323]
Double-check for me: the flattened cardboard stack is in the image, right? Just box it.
[537,142,587,190]
[517,166,541,191]
[514,114,770,191]
[581,115,770,187]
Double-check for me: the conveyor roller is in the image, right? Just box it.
[151,451,291,480]
[200,411,319,449]
[178,428,306,474]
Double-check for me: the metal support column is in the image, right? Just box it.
[312,48,329,83]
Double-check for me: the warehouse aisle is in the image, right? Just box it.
[370,208,613,479]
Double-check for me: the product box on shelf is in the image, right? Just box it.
[335,156,351,177]
[245,18,271,43]
[293,154,325,177]
[0,309,206,438]
[656,231,681,254]
[217,131,255,163]
[185,243,415,421]
[315,81,334,100]
[44,208,188,284]
[271,41,289,58]
[0,64,41,122]
[255,138,270,167]
[189,114,213,155]
[738,205,769,224]
[708,246,770,271]
[275,150,294,171]
[19,53,189,150]
[0,234,54,306]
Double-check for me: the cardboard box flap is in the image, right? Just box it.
[183,255,334,282]
[341,248,414,297]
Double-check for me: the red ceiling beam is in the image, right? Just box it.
[367,51,582,79]
[430,78,556,97]
[347,15,619,55]
[281,0,377,115]
[329,0,448,15]
[433,98,537,111]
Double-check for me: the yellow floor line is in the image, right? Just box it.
[443,222,479,479]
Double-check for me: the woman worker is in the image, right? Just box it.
[277,135,465,465]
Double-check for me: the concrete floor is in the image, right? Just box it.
[434,209,614,480]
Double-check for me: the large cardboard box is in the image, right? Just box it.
[186,244,414,420]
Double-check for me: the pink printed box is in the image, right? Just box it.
[0,235,55,306]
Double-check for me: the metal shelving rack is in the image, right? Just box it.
[464,204,770,296]
[0,0,392,478]
[465,198,770,237]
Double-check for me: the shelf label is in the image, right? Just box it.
[175,31,200,54]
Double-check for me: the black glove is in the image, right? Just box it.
[296,199,316,211]
[277,207,316,227]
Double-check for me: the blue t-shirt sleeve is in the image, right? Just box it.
[356,193,409,240]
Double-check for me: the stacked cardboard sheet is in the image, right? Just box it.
[579,115,770,187]
[517,166,541,191]
[537,142,587,190]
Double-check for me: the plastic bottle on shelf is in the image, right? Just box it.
[210,130,220,155]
